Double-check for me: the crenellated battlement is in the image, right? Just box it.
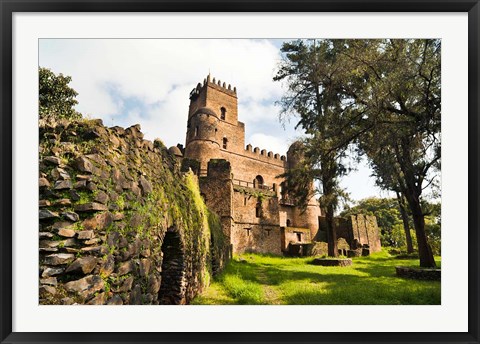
[190,74,237,100]
[244,143,287,162]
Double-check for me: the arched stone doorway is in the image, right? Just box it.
[158,227,187,305]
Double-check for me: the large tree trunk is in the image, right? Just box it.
[396,191,414,254]
[405,192,436,267]
[325,204,338,257]
[396,142,436,268]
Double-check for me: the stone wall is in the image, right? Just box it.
[38,118,228,305]
[282,226,312,251]
[318,214,382,253]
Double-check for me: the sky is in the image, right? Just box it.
[39,38,390,204]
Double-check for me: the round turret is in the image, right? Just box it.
[287,140,305,169]
[184,107,221,172]
[286,140,321,236]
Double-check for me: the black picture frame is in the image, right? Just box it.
[1,1,478,343]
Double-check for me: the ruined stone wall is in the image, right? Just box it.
[364,215,381,252]
[231,188,282,254]
[335,217,354,243]
[199,159,234,239]
[318,214,381,253]
[231,224,282,255]
[39,118,228,305]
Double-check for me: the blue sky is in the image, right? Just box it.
[39,38,390,204]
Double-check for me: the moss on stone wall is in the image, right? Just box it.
[38,117,228,305]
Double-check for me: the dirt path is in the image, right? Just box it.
[255,268,282,305]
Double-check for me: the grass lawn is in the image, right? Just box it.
[192,251,441,305]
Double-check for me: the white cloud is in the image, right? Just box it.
[38,38,382,200]
[39,38,283,143]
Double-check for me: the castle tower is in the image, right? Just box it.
[184,75,246,172]
[286,141,322,238]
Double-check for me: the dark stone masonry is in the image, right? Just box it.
[39,117,229,305]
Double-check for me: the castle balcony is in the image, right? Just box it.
[232,179,276,197]
[232,178,273,191]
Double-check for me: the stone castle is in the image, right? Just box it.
[37,75,381,305]
[169,75,381,255]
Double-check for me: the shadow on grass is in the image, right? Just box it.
[200,254,441,305]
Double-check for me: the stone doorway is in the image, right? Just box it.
[158,227,187,304]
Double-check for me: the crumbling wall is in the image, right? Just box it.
[317,214,382,253]
[38,118,228,305]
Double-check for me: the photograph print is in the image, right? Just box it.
[38,38,441,305]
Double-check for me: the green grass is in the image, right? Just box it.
[191,251,441,305]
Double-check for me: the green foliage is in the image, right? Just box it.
[193,252,441,305]
[39,67,82,121]
[274,40,359,257]
[274,39,441,267]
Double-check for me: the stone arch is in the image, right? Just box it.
[158,227,187,305]
[254,175,264,189]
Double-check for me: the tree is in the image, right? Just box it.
[395,191,414,254]
[337,39,441,267]
[274,40,355,257]
[275,39,440,267]
[355,138,415,253]
[39,67,81,120]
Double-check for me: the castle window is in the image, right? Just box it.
[220,107,226,120]
[244,197,247,206]
[215,128,218,138]
[223,137,228,149]
[286,219,291,227]
[255,202,262,218]
[195,126,199,137]
[245,228,251,236]
[254,175,264,189]
[296,232,302,242]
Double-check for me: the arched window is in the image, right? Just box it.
[220,107,226,120]
[254,175,264,189]
[255,202,262,218]
[222,137,228,149]
[286,219,291,227]
[280,181,287,199]
[195,126,199,137]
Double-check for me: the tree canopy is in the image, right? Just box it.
[39,67,81,121]
[274,39,440,266]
